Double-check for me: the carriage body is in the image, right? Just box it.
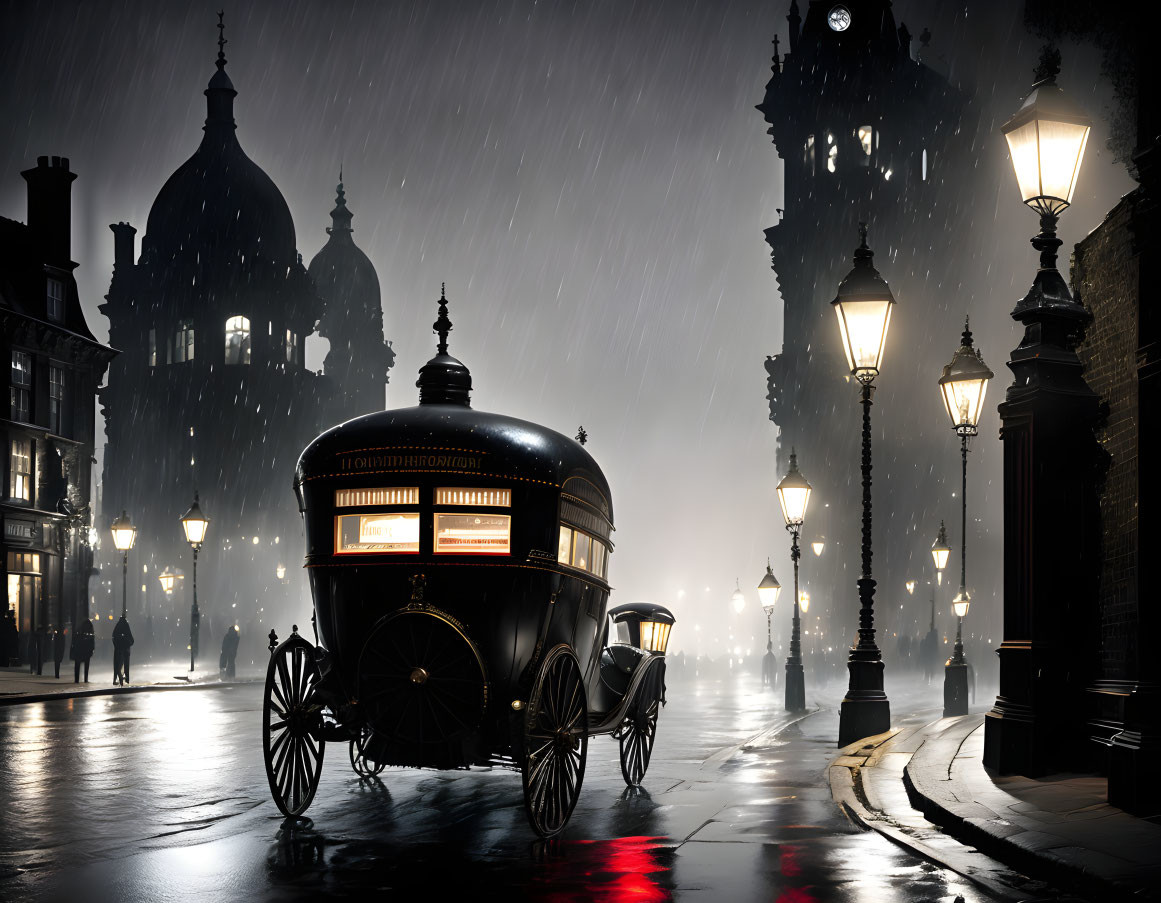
[295,403,616,769]
[264,292,672,836]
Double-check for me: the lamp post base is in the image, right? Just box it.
[838,658,891,747]
[785,661,805,712]
[944,661,969,717]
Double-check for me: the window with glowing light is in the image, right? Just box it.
[8,438,31,501]
[856,126,873,166]
[172,319,195,363]
[828,143,838,173]
[557,525,609,579]
[10,351,31,423]
[225,316,251,365]
[334,513,420,554]
[434,513,511,554]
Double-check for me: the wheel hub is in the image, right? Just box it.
[409,667,429,686]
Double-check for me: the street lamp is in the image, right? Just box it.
[275,563,287,582]
[799,591,810,614]
[731,580,746,615]
[158,567,177,596]
[938,319,992,716]
[834,223,895,747]
[905,580,916,595]
[777,451,812,712]
[931,522,951,586]
[110,511,136,620]
[181,492,210,673]
[811,539,825,557]
[758,562,781,688]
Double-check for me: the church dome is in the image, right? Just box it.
[308,179,381,325]
[139,35,297,272]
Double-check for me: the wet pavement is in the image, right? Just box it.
[0,667,1012,902]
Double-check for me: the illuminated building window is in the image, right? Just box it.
[334,487,419,507]
[49,365,65,435]
[10,351,31,423]
[172,319,195,363]
[857,126,873,166]
[148,328,158,367]
[47,278,64,321]
[9,438,31,501]
[285,329,298,365]
[335,512,420,554]
[225,316,251,365]
[828,143,838,173]
[922,148,928,181]
[435,487,511,507]
[804,134,816,176]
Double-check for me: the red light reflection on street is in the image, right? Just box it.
[539,836,671,903]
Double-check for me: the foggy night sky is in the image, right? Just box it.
[0,1,1134,650]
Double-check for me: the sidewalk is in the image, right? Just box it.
[0,659,263,705]
[831,713,1161,903]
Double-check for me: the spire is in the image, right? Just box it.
[416,284,472,406]
[204,11,237,130]
[961,315,973,348]
[327,172,354,236]
[787,0,801,55]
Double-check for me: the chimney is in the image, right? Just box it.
[110,222,138,272]
[21,155,77,267]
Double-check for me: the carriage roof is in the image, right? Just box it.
[294,290,613,524]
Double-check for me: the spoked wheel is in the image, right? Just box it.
[618,664,662,786]
[521,644,588,838]
[263,633,326,817]
[349,727,385,777]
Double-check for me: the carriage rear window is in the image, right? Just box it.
[335,488,419,507]
[558,525,609,579]
[435,487,511,507]
[434,513,511,554]
[571,532,591,570]
[557,526,573,563]
[335,513,420,554]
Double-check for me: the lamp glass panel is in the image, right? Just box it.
[942,376,988,430]
[777,483,811,526]
[835,299,892,376]
[931,547,950,570]
[182,517,209,545]
[1037,118,1090,204]
[953,594,970,618]
[731,589,745,614]
[111,526,136,551]
[1004,119,1043,204]
[811,541,824,557]
[159,573,175,593]
[799,592,810,613]
[758,583,781,610]
[639,620,671,654]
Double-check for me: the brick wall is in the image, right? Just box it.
[1074,196,1139,682]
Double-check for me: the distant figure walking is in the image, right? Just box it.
[32,625,46,675]
[920,629,937,685]
[72,618,95,683]
[52,626,66,679]
[220,625,240,679]
[112,616,134,686]
[1,609,17,666]
[762,643,778,688]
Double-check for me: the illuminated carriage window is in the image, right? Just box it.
[433,513,511,554]
[435,487,511,507]
[334,513,420,554]
[557,525,610,579]
[334,487,419,507]
[591,540,608,579]
[571,532,591,570]
[558,526,573,563]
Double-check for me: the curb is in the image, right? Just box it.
[902,729,1153,903]
[0,678,261,707]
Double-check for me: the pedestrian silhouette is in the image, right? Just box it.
[32,625,46,675]
[762,642,778,688]
[72,618,95,683]
[112,616,134,686]
[1,609,17,666]
[220,624,240,679]
[52,625,66,679]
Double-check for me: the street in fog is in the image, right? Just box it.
[2,672,1009,903]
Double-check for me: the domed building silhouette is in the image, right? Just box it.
[100,18,392,635]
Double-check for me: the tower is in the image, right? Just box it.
[308,176,395,420]
[758,1,965,649]
[100,18,327,629]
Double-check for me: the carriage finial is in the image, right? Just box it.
[575,426,588,445]
[434,284,452,355]
[417,285,472,406]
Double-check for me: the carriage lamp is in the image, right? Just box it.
[609,602,676,655]
[731,580,745,614]
[158,567,177,595]
[110,511,136,621]
[181,492,210,674]
[811,540,825,557]
[906,580,916,595]
[931,522,950,585]
[1002,47,1091,219]
[832,225,895,385]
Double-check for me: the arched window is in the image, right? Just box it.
[225,315,251,365]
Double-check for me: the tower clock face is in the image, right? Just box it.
[828,5,852,32]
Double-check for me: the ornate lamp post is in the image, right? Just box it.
[938,319,993,715]
[110,511,137,620]
[777,451,812,712]
[985,47,1100,775]
[927,521,950,679]
[758,563,782,648]
[180,493,210,673]
[834,224,896,747]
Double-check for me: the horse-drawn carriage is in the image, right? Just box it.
[262,291,675,836]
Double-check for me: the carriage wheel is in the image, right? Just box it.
[521,645,588,838]
[618,666,661,787]
[263,634,326,817]
[348,728,385,777]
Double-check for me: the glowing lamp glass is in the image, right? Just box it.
[275,564,287,580]
[180,495,210,546]
[638,620,672,654]
[110,511,137,552]
[158,568,176,594]
[798,591,810,614]
[1003,99,1090,216]
[758,565,782,613]
[834,297,893,382]
[905,580,916,595]
[776,457,812,527]
[953,592,971,619]
[731,588,745,614]
[811,541,824,557]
